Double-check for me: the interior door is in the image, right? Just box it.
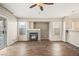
[0,17,7,49]
[34,22,49,40]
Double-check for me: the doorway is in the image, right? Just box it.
[0,16,7,49]
[34,22,49,41]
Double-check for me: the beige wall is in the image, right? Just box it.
[34,22,49,39]
[0,6,17,46]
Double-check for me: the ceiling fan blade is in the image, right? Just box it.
[43,3,54,5]
[39,6,43,11]
[29,4,37,8]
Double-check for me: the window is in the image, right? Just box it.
[53,22,61,36]
[18,20,26,35]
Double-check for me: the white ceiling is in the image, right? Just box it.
[1,3,79,18]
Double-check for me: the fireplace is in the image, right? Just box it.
[27,29,41,41]
[30,33,38,41]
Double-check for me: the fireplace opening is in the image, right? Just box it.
[29,33,38,41]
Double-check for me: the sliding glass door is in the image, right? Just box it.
[0,16,7,49]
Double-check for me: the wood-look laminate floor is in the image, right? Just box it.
[0,41,79,56]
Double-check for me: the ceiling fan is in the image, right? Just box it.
[29,3,54,11]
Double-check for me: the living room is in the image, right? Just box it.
[0,3,79,56]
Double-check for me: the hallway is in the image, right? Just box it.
[0,41,79,56]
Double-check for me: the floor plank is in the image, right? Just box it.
[0,41,79,56]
